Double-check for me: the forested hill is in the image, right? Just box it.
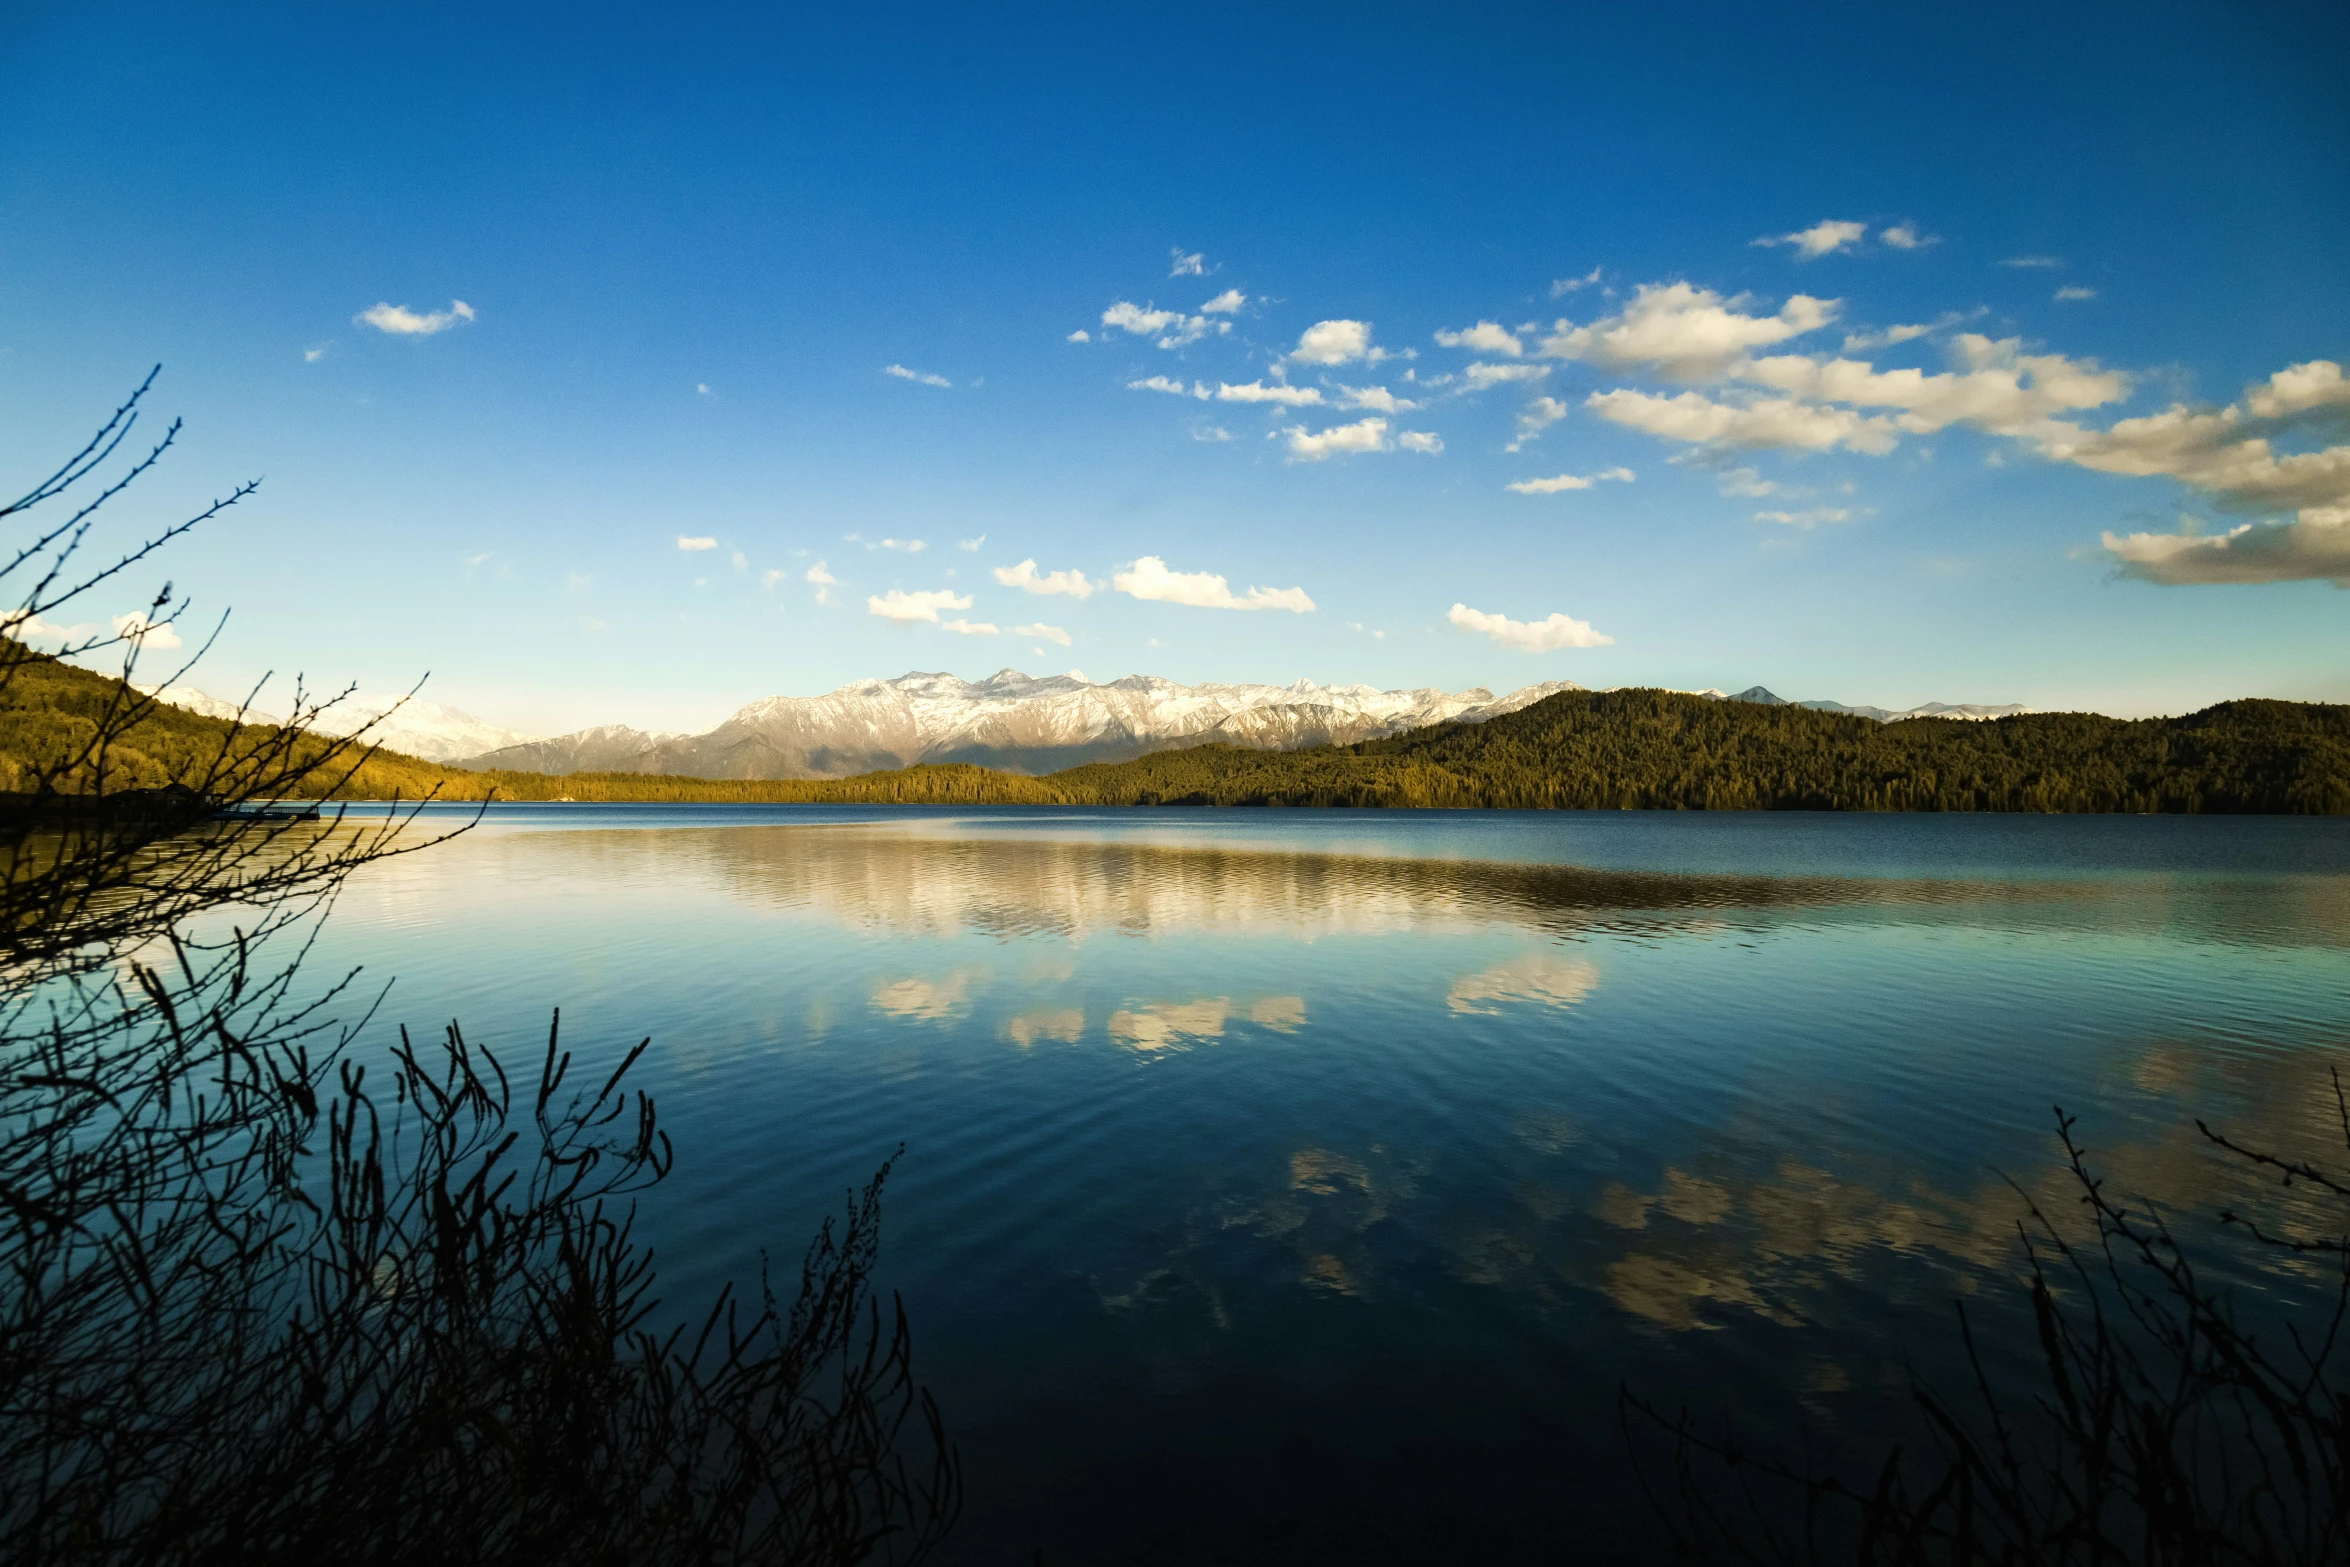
[1053,688,2350,813]
[4,645,2345,813]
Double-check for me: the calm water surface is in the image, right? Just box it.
[319,805,2350,1561]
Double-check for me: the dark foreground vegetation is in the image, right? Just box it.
[2,374,957,1564]
[1630,1091,2350,1565]
[6,634,2345,813]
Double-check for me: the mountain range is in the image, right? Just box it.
[139,671,2032,779]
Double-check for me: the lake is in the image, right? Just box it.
[317,804,2350,1562]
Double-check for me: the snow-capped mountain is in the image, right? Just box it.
[138,686,540,764]
[1728,686,2031,722]
[459,670,1587,780]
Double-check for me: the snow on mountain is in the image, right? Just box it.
[457,669,1591,780]
[1729,686,2031,723]
[137,685,540,763]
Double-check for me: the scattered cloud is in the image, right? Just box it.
[762,568,786,588]
[941,618,998,635]
[1878,222,1937,250]
[877,537,926,552]
[1281,416,1390,460]
[731,551,748,571]
[355,299,476,336]
[1550,267,1603,297]
[1199,288,1247,314]
[1113,555,1315,612]
[994,558,1098,597]
[1192,425,1234,442]
[1999,255,2064,269]
[2103,515,2350,587]
[1016,622,1072,646]
[2055,285,2097,301]
[1447,602,1612,650]
[110,611,181,650]
[1067,329,1091,342]
[1398,430,1444,454]
[1840,311,1975,352]
[806,560,837,604]
[303,344,331,362]
[1463,361,1551,391]
[1217,380,1322,406]
[1754,507,1855,527]
[1129,374,1195,396]
[677,535,717,551]
[1289,318,1374,366]
[868,588,974,623]
[1712,465,1779,498]
[698,383,715,396]
[1102,300,1224,349]
[1587,388,1900,453]
[1506,467,1633,494]
[1170,248,1206,277]
[884,363,951,387]
[1737,333,2130,436]
[1753,219,1867,259]
[1506,395,1570,450]
[1335,383,1417,413]
[958,535,986,551]
[1538,283,1837,382]
[1435,321,1524,357]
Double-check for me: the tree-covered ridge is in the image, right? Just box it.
[1059,688,2350,813]
[5,646,2345,813]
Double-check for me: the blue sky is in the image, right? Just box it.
[3,1,2344,733]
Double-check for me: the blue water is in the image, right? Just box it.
[314,805,2350,1560]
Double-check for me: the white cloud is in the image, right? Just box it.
[1067,329,1091,342]
[1397,430,1444,454]
[879,537,926,552]
[1878,222,1937,250]
[1102,300,1223,349]
[1170,248,1205,276]
[1334,383,1417,413]
[2055,285,2097,301]
[1754,507,1854,527]
[1113,556,1315,612]
[1538,283,1837,382]
[698,383,715,397]
[355,299,476,336]
[884,363,951,387]
[1739,334,2130,436]
[1753,220,1867,259]
[806,560,837,603]
[1550,267,1603,297]
[941,618,999,635]
[1289,319,1374,366]
[1129,374,1194,396]
[1506,395,1570,450]
[1587,388,1900,453]
[1447,602,1612,650]
[731,550,748,571]
[1281,416,1390,460]
[1506,467,1633,494]
[958,535,986,551]
[1199,289,1246,314]
[1463,361,1551,391]
[1016,622,1072,646]
[868,588,973,623]
[2244,360,2350,419]
[994,558,1098,598]
[1216,380,1322,406]
[110,611,182,650]
[1840,313,1968,351]
[1999,255,2064,269]
[1435,321,1524,357]
[303,344,330,362]
[678,535,718,550]
[1192,425,1233,442]
[762,568,786,588]
[1712,465,1779,497]
[2102,514,2350,587]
